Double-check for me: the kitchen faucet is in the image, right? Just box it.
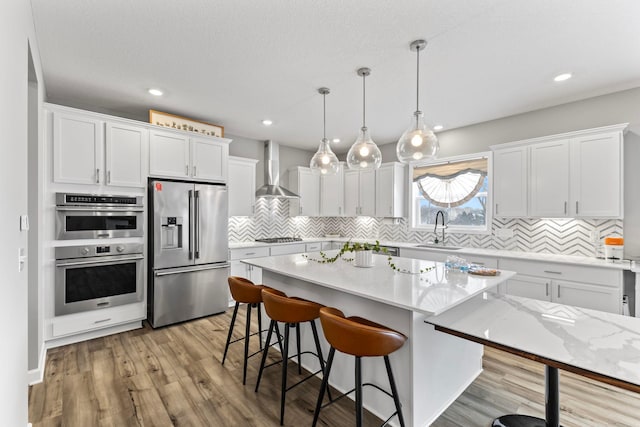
[433,210,446,244]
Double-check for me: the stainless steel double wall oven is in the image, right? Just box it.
[55,193,145,316]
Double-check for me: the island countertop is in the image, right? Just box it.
[242,252,515,316]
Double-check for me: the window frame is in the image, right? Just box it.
[408,151,493,235]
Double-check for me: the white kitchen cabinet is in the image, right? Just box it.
[52,110,146,188]
[500,258,623,314]
[149,128,230,182]
[105,122,146,187]
[529,139,570,217]
[53,111,103,185]
[493,146,527,217]
[270,243,307,256]
[149,129,190,178]
[191,136,228,182]
[569,132,622,218]
[228,156,258,216]
[344,169,375,216]
[229,247,269,304]
[289,167,320,216]
[375,162,406,218]
[399,248,450,263]
[320,163,344,216]
[305,242,322,252]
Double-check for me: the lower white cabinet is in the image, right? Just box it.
[229,247,269,305]
[50,303,145,338]
[500,259,622,314]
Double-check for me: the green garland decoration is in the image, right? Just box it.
[302,240,434,275]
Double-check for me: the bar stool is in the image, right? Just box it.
[312,306,407,427]
[255,288,330,426]
[223,276,281,385]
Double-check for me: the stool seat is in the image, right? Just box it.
[261,288,323,323]
[229,276,266,304]
[320,307,406,357]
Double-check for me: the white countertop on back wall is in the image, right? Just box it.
[229,238,631,270]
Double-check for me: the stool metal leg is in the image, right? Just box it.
[242,303,252,385]
[274,322,284,354]
[310,320,332,401]
[384,355,405,427]
[355,356,363,427]
[255,320,275,392]
[257,302,263,351]
[280,323,291,425]
[296,323,302,374]
[222,302,240,365]
[312,347,335,427]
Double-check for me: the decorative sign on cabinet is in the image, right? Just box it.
[228,156,258,216]
[491,123,626,219]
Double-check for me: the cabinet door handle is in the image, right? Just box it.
[389,206,392,215]
[557,286,561,298]
[564,201,567,214]
[544,270,562,275]
[576,201,579,215]
[193,165,197,176]
[495,203,498,215]
[185,165,189,176]
[252,204,255,214]
[546,282,549,296]
[338,206,341,215]
[107,170,111,184]
[96,168,100,183]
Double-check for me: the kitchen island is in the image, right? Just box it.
[243,252,515,426]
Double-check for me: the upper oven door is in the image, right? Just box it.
[56,207,144,240]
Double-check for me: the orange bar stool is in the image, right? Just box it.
[312,307,407,427]
[255,288,331,426]
[223,276,282,385]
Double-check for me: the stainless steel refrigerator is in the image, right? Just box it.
[148,179,229,328]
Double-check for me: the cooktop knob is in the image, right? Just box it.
[81,247,90,256]
[116,245,125,253]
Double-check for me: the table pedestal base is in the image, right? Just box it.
[492,414,547,427]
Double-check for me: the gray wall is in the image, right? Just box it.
[378,87,640,257]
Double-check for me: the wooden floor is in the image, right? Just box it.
[29,306,640,427]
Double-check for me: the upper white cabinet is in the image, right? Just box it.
[149,129,230,182]
[491,123,627,219]
[569,132,622,218]
[105,122,146,187]
[320,163,344,216]
[52,109,145,188]
[529,139,570,217]
[493,146,528,217]
[375,162,406,218]
[228,156,258,216]
[344,169,375,216]
[289,167,320,216]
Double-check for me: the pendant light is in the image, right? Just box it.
[346,67,382,170]
[396,39,439,163]
[310,87,340,175]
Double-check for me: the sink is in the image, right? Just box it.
[415,244,461,250]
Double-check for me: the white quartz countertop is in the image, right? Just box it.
[230,238,630,270]
[425,293,640,391]
[242,252,515,316]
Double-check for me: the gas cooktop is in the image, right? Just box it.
[255,237,303,244]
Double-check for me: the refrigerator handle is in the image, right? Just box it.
[195,190,200,259]
[188,189,194,259]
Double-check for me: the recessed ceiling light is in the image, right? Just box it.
[433,125,444,131]
[148,88,163,96]
[332,138,340,143]
[553,73,572,82]
[262,119,273,126]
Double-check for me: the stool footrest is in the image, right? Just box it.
[318,382,397,410]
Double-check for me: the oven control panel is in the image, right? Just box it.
[55,243,143,260]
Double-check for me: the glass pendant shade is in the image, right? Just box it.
[396,111,439,162]
[347,127,382,170]
[310,138,340,175]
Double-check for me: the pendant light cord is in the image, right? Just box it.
[362,73,366,128]
[323,92,326,140]
[416,47,420,112]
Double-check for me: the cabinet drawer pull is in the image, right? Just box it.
[543,270,562,275]
[94,318,111,324]
[471,261,485,266]
[245,252,256,256]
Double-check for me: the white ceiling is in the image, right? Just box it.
[31,0,640,153]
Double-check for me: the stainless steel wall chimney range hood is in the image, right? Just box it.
[255,140,300,199]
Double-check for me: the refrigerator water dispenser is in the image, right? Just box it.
[161,216,183,249]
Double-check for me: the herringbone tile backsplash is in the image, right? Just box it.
[229,199,623,257]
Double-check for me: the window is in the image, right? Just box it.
[409,152,492,234]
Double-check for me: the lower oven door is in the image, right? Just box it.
[56,207,144,240]
[55,254,144,316]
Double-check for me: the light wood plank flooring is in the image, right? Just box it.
[29,306,640,426]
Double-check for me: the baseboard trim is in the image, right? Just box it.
[27,345,47,385]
